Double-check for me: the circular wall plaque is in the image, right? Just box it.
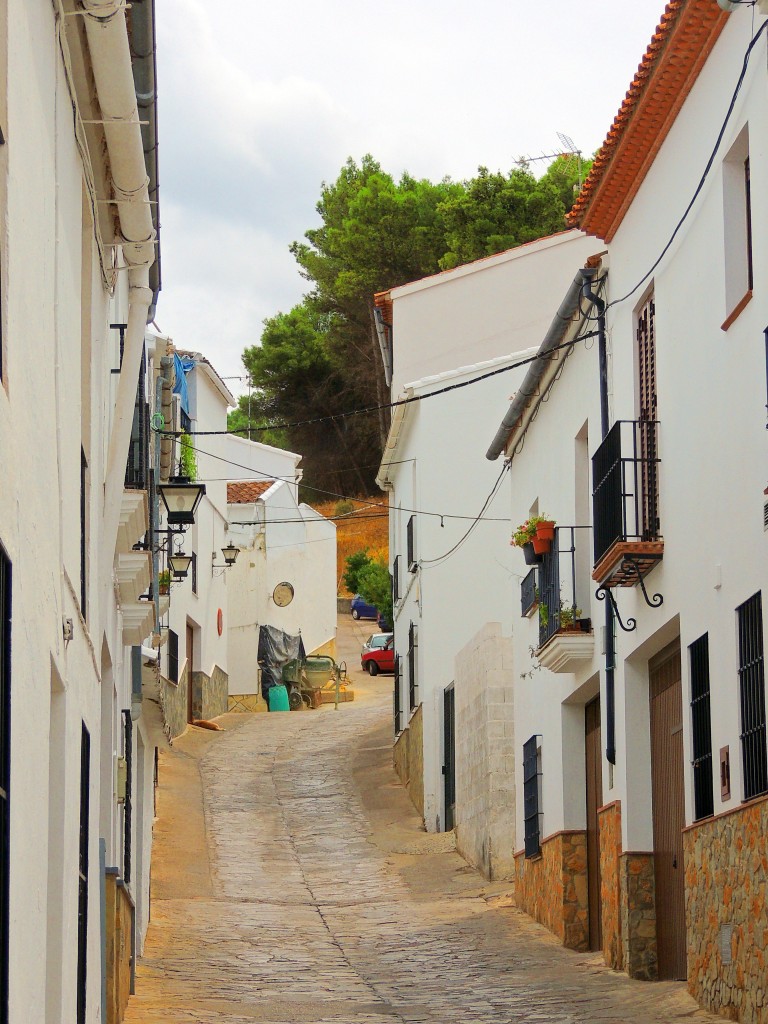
[273,582,295,607]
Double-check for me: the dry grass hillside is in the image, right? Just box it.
[309,497,389,596]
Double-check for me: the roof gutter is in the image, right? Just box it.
[376,387,412,490]
[80,0,159,577]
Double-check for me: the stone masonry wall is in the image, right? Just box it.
[514,831,589,950]
[161,666,188,742]
[684,795,768,1024]
[619,853,657,980]
[202,664,229,720]
[454,623,515,880]
[598,801,623,970]
[408,706,425,820]
[393,727,409,785]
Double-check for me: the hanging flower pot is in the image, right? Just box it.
[523,542,543,565]
[535,520,555,542]
[531,534,551,555]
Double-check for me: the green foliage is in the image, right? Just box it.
[342,550,371,595]
[234,154,588,493]
[179,432,197,481]
[357,558,393,627]
[334,500,355,516]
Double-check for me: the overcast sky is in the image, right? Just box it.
[154,0,666,396]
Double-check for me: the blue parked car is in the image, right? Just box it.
[350,594,377,620]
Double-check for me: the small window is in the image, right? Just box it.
[80,448,88,619]
[406,516,416,572]
[408,622,418,710]
[392,555,400,602]
[521,568,537,618]
[689,634,714,820]
[393,655,402,736]
[77,724,90,1024]
[168,629,179,684]
[737,592,767,800]
[722,126,753,327]
[523,735,543,858]
[191,552,197,595]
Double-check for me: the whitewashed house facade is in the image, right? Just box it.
[0,1,164,1022]
[374,230,596,872]
[485,3,768,1020]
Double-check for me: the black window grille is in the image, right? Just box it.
[737,592,767,800]
[80,447,87,618]
[393,655,402,736]
[125,349,149,490]
[191,552,198,595]
[520,568,537,617]
[77,723,90,1024]
[168,629,179,684]
[408,622,418,710]
[180,408,191,434]
[0,546,11,1024]
[406,516,416,572]
[122,710,132,884]
[689,633,714,820]
[592,419,661,565]
[523,735,542,858]
[393,555,400,603]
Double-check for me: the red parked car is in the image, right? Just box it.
[361,633,394,675]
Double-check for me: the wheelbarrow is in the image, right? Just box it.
[281,655,348,710]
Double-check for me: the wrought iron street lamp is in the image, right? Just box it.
[157,476,206,526]
[168,552,193,579]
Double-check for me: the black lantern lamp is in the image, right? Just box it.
[158,476,206,526]
[221,543,239,566]
[168,551,193,578]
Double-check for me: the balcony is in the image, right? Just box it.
[591,419,663,587]
[535,528,595,673]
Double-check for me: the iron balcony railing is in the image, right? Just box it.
[537,527,590,648]
[125,350,150,491]
[592,419,661,566]
[520,569,537,617]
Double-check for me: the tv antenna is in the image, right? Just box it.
[516,133,584,190]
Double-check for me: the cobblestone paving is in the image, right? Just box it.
[125,619,720,1024]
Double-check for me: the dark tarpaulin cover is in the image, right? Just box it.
[257,625,305,699]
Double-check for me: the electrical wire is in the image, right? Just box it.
[420,461,510,568]
[606,16,768,311]
[156,330,598,440]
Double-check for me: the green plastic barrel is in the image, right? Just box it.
[268,684,290,712]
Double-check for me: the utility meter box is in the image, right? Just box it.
[116,756,128,803]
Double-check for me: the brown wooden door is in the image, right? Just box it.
[585,697,603,951]
[649,643,687,980]
[186,624,194,723]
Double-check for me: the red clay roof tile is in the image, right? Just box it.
[227,480,274,503]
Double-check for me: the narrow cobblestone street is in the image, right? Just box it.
[124,617,719,1024]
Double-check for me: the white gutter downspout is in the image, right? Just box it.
[80,1,158,582]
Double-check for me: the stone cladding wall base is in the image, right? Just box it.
[619,852,658,980]
[514,831,589,950]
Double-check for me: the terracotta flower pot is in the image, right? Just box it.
[536,520,555,542]
[531,535,550,555]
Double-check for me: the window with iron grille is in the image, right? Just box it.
[125,349,149,490]
[408,622,418,710]
[168,629,179,684]
[393,555,400,603]
[0,546,11,1024]
[393,655,402,736]
[406,516,416,572]
[520,568,537,618]
[122,710,132,884]
[80,447,88,619]
[191,552,198,595]
[523,735,542,858]
[737,592,767,800]
[77,723,90,1024]
[689,634,714,820]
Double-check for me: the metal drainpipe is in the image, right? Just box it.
[580,268,616,766]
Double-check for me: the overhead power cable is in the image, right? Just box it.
[154,330,599,440]
[607,16,768,310]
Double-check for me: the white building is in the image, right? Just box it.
[374,230,596,873]
[226,448,337,711]
[486,2,768,1019]
[0,2,163,1022]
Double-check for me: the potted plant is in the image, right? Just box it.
[558,603,581,631]
[158,569,171,596]
[511,520,543,565]
[528,515,556,555]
